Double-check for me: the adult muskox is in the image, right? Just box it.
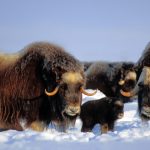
[84,61,136,102]
[121,42,150,120]
[0,42,96,131]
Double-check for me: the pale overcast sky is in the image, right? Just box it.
[0,0,150,62]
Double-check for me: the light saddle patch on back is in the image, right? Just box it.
[0,53,20,69]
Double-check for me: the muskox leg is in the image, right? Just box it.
[29,121,46,132]
[81,126,92,132]
[0,128,8,132]
[101,123,108,134]
[81,123,94,132]
[108,122,115,132]
[0,122,23,131]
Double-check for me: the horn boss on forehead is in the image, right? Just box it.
[61,71,97,96]
[125,71,137,81]
[62,71,97,96]
[62,71,84,83]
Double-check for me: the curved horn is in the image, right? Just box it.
[80,87,97,96]
[120,89,137,97]
[45,85,60,96]
[120,66,150,97]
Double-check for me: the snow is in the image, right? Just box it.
[1,90,150,150]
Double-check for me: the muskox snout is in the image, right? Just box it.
[64,106,81,116]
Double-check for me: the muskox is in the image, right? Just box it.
[121,42,150,120]
[84,61,136,102]
[0,42,96,131]
[80,97,124,134]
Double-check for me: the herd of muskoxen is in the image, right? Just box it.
[0,41,150,134]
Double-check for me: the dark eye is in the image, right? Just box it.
[61,83,68,90]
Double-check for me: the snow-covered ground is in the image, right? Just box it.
[1,90,150,150]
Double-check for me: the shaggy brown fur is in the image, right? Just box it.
[84,61,136,102]
[0,42,85,131]
[80,97,124,134]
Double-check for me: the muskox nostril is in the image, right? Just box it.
[65,106,80,116]
[70,107,80,113]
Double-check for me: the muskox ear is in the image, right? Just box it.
[53,67,62,81]
[41,68,50,82]
[42,61,63,83]
[42,66,62,86]
[41,63,54,83]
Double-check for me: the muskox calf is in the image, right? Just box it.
[80,97,124,134]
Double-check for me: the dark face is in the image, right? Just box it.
[138,84,150,119]
[58,72,84,117]
[44,71,85,118]
[119,70,137,92]
[112,100,124,119]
